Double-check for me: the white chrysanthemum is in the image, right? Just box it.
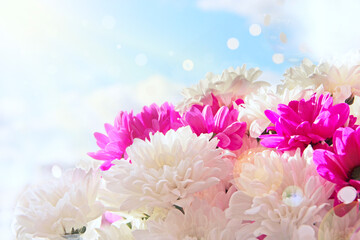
[278,58,324,92]
[96,223,134,240]
[97,187,166,233]
[132,198,232,240]
[280,58,360,103]
[227,146,335,240]
[194,181,236,211]
[238,85,318,138]
[177,65,268,112]
[102,126,232,212]
[13,168,104,240]
[233,148,283,198]
[318,205,360,240]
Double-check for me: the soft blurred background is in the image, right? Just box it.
[2,0,360,238]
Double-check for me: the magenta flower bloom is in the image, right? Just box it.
[313,127,360,216]
[131,102,183,138]
[182,103,246,151]
[260,94,355,152]
[88,102,182,170]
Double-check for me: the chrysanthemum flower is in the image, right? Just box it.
[13,168,104,240]
[226,147,334,239]
[177,65,268,112]
[182,100,246,151]
[260,93,355,152]
[102,126,232,212]
[313,127,360,215]
[88,102,182,170]
[278,58,325,94]
[132,198,232,240]
[96,223,134,240]
[238,85,317,138]
[194,181,237,211]
[279,58,360,104]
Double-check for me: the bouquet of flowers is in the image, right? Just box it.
[13,58,360,240]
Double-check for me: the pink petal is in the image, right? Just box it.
[87,151,116,161]
[202,105,214,132]
[295,121,311,135]
[216,133,231,148]
[214,106,230,131]
[264,110,280,124]
[334,127,360,173]
[313,149,348,184]
[260,135,285,148]
[277,104,302,125]
[183,107,208,134]
[94,132,109,148]
[100,161,114,171]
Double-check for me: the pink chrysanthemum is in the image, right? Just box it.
[260,93,356,152]
[181,96,246,151]
[313,127,360,216]
[88,102,182,170]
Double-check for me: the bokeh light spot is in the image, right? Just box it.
[282,186,304,207]
[51,165,62,178]
[338,186,357,204]
[227,37,239,50]
[280,32,287,44]
[264,14,271,26]
[182,59,194,71]
[249,24,262,36]
[272,53,284,64]
[318,202,360,240]
[135,53,148,66]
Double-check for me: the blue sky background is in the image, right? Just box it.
[2,0,360,238]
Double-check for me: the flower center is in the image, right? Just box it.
[350,166,360,181]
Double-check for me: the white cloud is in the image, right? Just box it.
[198,0,360,61]
[197,0,282,22]
[295,0,360,60]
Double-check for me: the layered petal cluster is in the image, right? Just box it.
[312,63,360,103]
[88,102,182,170]
[194,181,237,210]
[227,147,335,239]
[13,169,104,240]
[102,126,232,211]
[278,58,326,93]
[182,103,246,151]
[238,85,317,138]
[96,223,134,240]
[132,198,232,240]
[177,65,268,112]
[317,204,360,240]
[260,93,354,152]
[279,58,360,103]
[233,148,284,198]
[313,127,360,213]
